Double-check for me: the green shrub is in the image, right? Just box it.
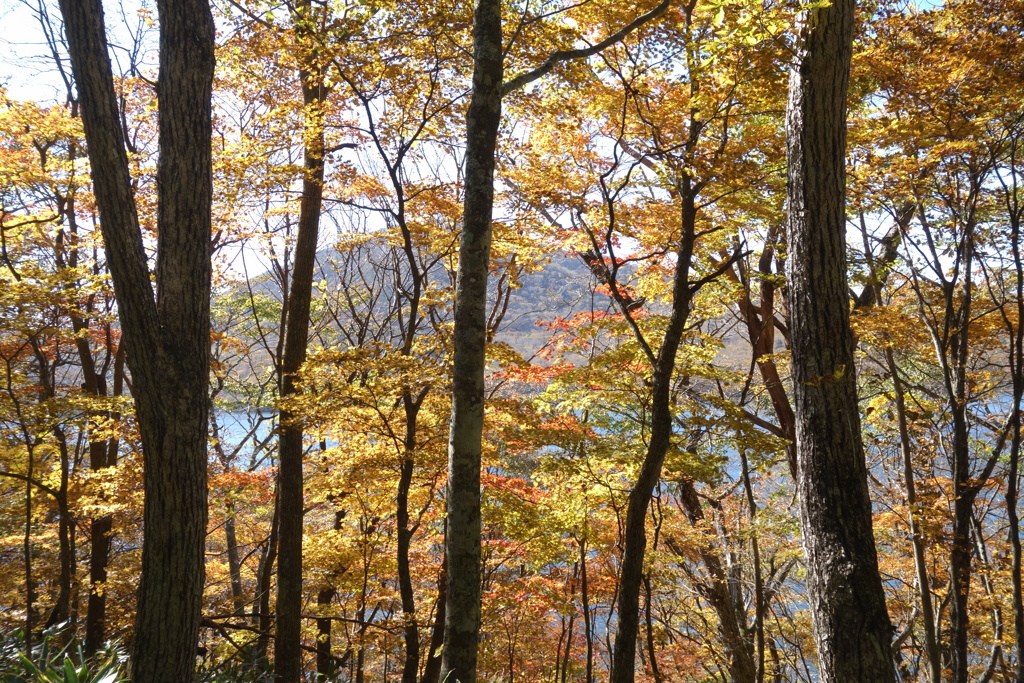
[0,626,125,683]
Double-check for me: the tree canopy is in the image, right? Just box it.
[0,0,1022,681]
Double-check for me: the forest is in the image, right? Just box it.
[0,0,1022,680]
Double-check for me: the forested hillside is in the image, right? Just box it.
[0,0,1022,680]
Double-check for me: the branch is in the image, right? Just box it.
[0,470,60,500]
[501,0,672,96]
[740,410,785,439]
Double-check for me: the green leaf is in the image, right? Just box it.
[63,658,79,683]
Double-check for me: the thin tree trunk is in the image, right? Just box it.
[642,574,663,683]
[225,499,246,616]
[739,447,766,683]
[559,581,575,683]
[85,343,123,655]
[610,195,699,683]
[948,385,973,683]
[884,348,940,682]
[441,4,674,678]
[784,0,896,678]
[274,3,329,679]
[49,431,75,629]
[420,556,447,683]
[580,539,593,683]
[858,210,940,683]
[256,492,280,661]
[315,505,345,679]
[1007,212,1024,683]
[674,480,757,683]
[23,428,34,651]
[398,395,423,683]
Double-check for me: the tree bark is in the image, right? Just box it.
[58,0,215,680]
[784,0,896,680]
[274,3,329,679]
[439,4,674,678]
[440,0,503,680]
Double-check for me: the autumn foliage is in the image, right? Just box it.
[1,0,1023,680]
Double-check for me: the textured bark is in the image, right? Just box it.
[440,0,502,680]
[58,0,214,679]
[784,0,896,680]
[274,4,328,677]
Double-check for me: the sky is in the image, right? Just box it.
[1,0,157,103]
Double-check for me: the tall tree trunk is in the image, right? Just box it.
[610,195,699,683]
[274,3,329,679]
[59,0,214,679]
[398,395,423,683]
[784,0,896,680]
[440,4,673,678]
[85,343,124,655]
[580,538,594,683]
[440,0,503,680]
[947,358,974,683]
[1007,211,1024,683]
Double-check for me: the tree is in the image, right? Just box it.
[442,2,672,679]
[56,0,215,680]
[272,2,331,678]
[783,0,896,679]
